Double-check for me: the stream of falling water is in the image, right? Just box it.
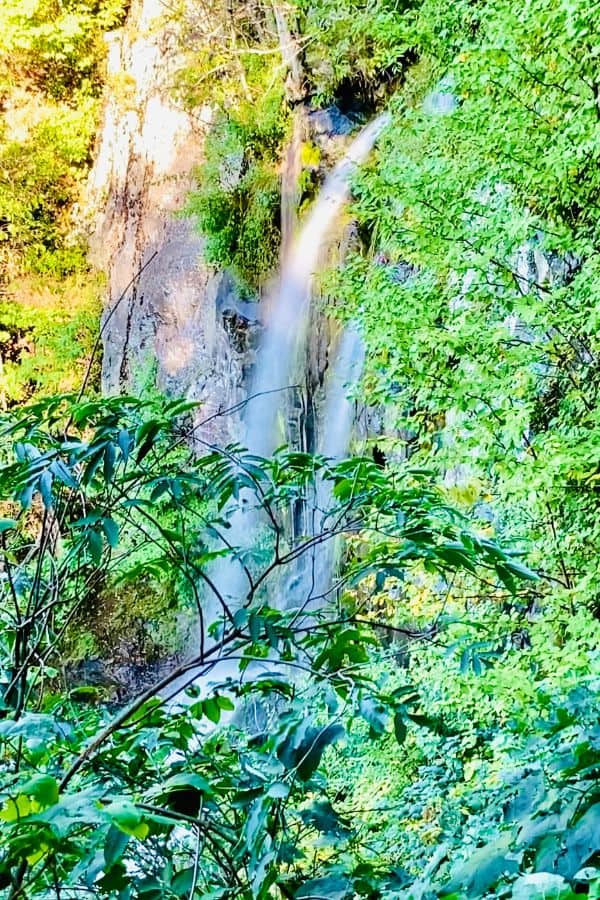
[172,113,389,702]
[304,323,366,606]
[246,112,389,459]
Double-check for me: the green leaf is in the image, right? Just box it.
[511,874,576,899]
[161,773,213,797]
[216,694,235,711]
[172,867,195,895]
[0,518,17,532]
[20,774,59,808]
[0,794,31,821]
[394,710,408,744]
[359,696,389,736]
[277,722,345,782]
[50,458,79,489]
[104,800,149,839]
[118,428,131,463]
[102,517,119,548]
[299,800,352,838]
[202,697,221,724]
[295,875,351,899]
[104,442,116,484]
[104,825,130,869]
[87,528,103,564]
[441,833,519,895]
[39,469,53,508]
[502,558,539,582]
[267,782,290,799]
[135,421,161,463]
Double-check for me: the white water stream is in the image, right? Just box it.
[246,112,390,458]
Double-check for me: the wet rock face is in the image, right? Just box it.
[66,655,178,703]
[308,105,355,156]
[87,0,246,444]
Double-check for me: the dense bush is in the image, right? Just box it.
[335,0,600,592]
[295,0,417,102]
[0,0,127,276]
[0,273,101,406]
[182,36,289,289]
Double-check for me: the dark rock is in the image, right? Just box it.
[308,105,355,139]
[216,272,260,324]
[65,654,179,703]
[389,260,419,285]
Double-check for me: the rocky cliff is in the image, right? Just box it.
[87,0,247,444]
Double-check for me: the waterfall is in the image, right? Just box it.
[206,114,389,606]
[171,114,388,703]
[279,109,306,261]
[318,324,365,461]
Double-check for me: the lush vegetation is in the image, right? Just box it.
[0,0,127,404]
[321,0,600,893]
[0,393,536,896]
[185,101,287,291]
[178,0,290,289]
[1,0,600,897]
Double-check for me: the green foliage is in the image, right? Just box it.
[0,392,534,897]
[186,98,287,289]
[320,598,600,896]
[0,273,101,405]
[175,0,289,287]
[188,115,283,289]
[0,0,127,405]
[0,101,95,278]
[0,0,128,276]
[335,0,600,597]
[0,0,127,98]
[172,0,279,113]
[295,0,417,102]
[301,0,600,893]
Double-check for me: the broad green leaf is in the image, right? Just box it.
[0,518,17,532]
[104,799,149,839]
[511,873,576,899]
[20,774,59,808]
[102,516,119,548]
[0,794,31,821]
[104,825,130,869]
[295,875,351,899]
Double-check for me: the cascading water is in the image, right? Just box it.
[172,114,389,702]
[301,323,366,606]
[247,112,390,459]
[318,324,365,462]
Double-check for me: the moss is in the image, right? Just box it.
[300,141,321,169]
[395,54,442,110]
[178,17,290,289]
[186,111,287,290]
